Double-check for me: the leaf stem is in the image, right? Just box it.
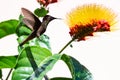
[58,38,75,54]
[5,69,13,80]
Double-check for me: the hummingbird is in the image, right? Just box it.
[19,8,57,46]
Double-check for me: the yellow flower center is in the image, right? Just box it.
[66,4,116,29]
[65,4,117,41]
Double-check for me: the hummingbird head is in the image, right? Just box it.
[43,15,58,22]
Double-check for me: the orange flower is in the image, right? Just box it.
[66,4,117,41]
[37,0,58,6]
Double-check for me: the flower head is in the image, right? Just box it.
[66,4,117,41]
[37,0,58,7]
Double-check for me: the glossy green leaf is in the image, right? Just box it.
[17,34,51,52]
[34,7,49,17]
[50,77,72,80]
[61,54,93,80]
[12,46,52,80]
[34,34,51,50]
[0,19,19,38]
[16,15,32,37]
[27,54,61,80]
[0,55,17,69]
[16,25,31,37]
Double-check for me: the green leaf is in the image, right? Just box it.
[27,54,61,80]
[50,77,72,80]
[0,69,2,79]
[12,46,52,80]
[33,34,51,50]
[17,34,51,51]
[61,54,93,80]
[34,7,49,17]
[16,15,32,37]
[16,25,31,37]
[0,55,17,69]
[0,19,19,38]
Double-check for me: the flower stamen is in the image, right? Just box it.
[66,4,117,41]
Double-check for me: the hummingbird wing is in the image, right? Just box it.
[22,18,35,30]
[20,8,43,46]
[21,8,41,30]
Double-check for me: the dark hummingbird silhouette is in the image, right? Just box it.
[19,8,57,46]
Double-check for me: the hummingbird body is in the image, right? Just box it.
[36,15,56,37]
[19,8,56,46]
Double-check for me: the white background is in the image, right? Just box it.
[0,0,120,80]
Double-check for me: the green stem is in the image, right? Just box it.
[58,38,75,54]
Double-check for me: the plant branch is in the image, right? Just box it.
[5,69,13,80]
[58,38,75,54]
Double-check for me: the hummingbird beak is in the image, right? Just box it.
[56,17,62,20]
[43,15,62,21]
[52,17,62,21]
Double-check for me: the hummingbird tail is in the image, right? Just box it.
[19,31,36,46]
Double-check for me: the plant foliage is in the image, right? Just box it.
[0,0,94,80]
